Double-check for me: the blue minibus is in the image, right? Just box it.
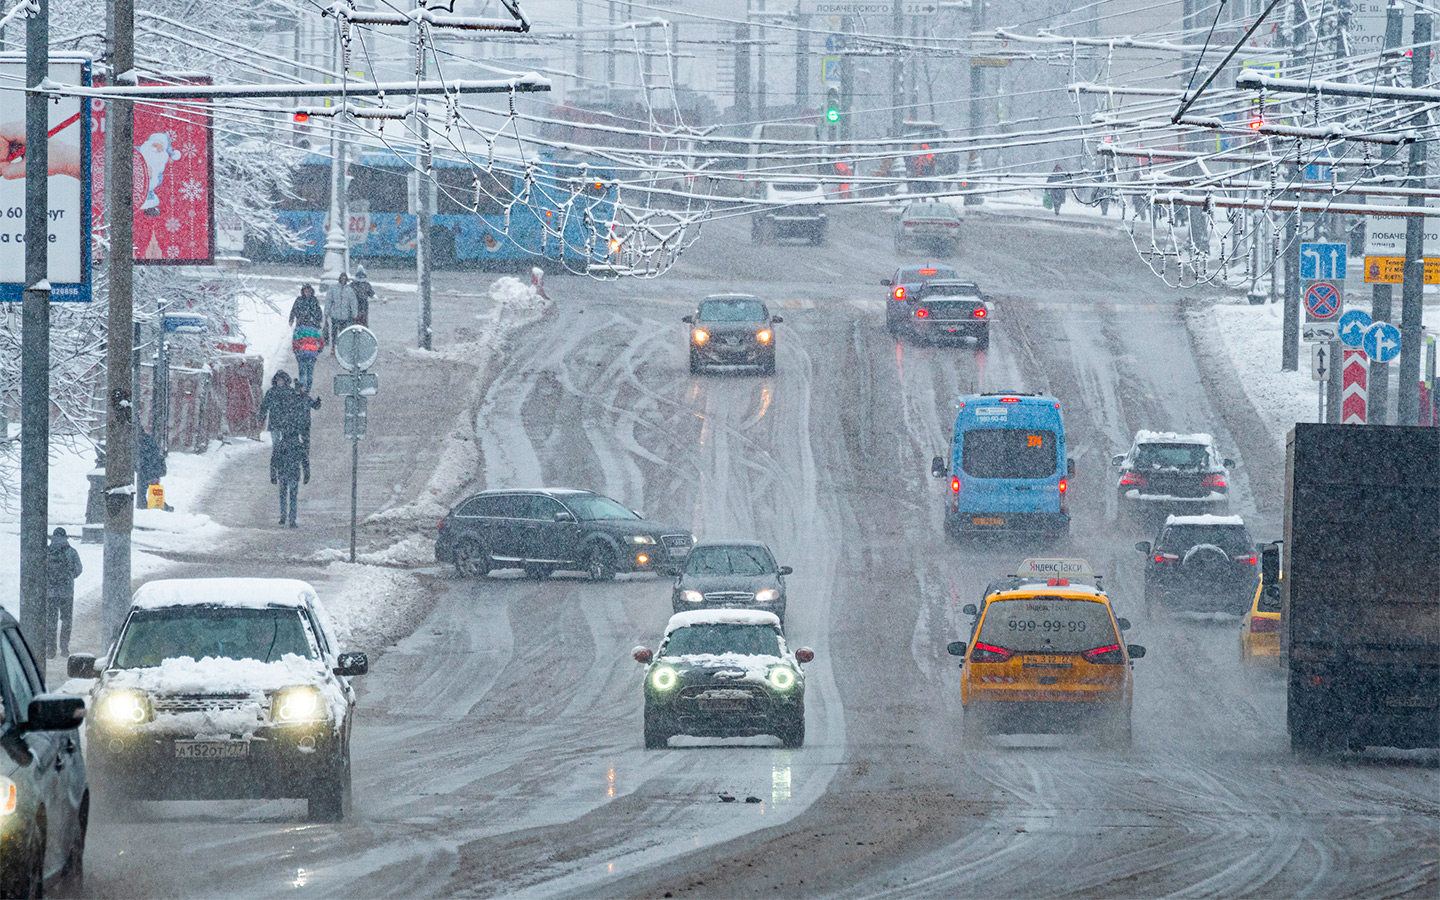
[930,392,1074,539]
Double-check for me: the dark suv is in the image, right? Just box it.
[436,489,695,580]
[1113,431,1234,523]
[1136,515,1260,616]
[684,294,782,375]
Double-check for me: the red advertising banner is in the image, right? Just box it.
[89,76,214,265]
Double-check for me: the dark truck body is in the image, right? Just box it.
[1283,423,1440,753]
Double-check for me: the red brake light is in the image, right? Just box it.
[1081,643,1124,664]
[902,220,918,226]
[918,268,937,274]
[293,111,310,123]
[970,642,1013,662]
[1119,472,1146,486]
[950,476,961,492]
[1202,474,1227,488]
[1154,552,1180,563]
[1000,397,1020,403]
[438,517,446,531]
[1250,617,1280,633]
[916,308,929,318]
[973,308,986,318]
[1047,578,1069,586]
[893,286,906,300]
[1058,478,1067,494]
[1236,554,1258,565]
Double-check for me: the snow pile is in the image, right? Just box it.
[1164,513,1247,526]
[312,535,433,568]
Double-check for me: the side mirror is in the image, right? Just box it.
[67,653,97,679]
[632,647,653,664]
[1126,644,1146,659]
[880,278,893,286]
[1110,454,1124,467]
[1223,458,1236,468]
[772,315,784,324]
[778,565,793,576]
[554,511,576,523]
[1135,541,1151,554]
[794,647,815,664]
[1116,617,1131,631]
[946,641,967,656]
[930,456,947,478]
[1261,544,1281,586]
[24,695,85,732]
[1067,458,1076,477]
[334,652,369,677]
[681,315,693,324]
[962,603,977,616]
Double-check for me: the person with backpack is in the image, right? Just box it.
[290,284,325,390]
[46,527,83,658]
[351,267,375,327]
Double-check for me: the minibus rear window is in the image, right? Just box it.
[961,429,1057,479]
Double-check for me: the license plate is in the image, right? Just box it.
[174,741,249,759]
[699,699,747,711]
[1023,656,1074,668]
[1384,696,1438,708]
[972,517,1005,526]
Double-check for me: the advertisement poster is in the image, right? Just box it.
[0,56,91,301]
[89,75,214,265]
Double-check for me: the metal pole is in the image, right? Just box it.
[838,16,851,142]
[574,0,584,86]
[1398,11,1431,425]
[734,11,750,121]
[1283,203,1301,370]
[756,0,766,121]
[794,12,807,110]
[1371,0,1404,424]
[891,0,903,137]
[17,0,48,644]
[416,5,432,351]
[321,18,346,285]
[349,435,358,563]
[606,0,615,96]
[966,0,985,205]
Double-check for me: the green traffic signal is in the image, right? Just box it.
[825,87,841,124]
[826,108,839,123]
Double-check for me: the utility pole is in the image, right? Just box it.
[756,0,766,121]
[607,0,615,100]
[891,0,903,137]
[102,0,135,646]
[575,0,584,86]
[966,0,985,204]
[321,20,347,286]
[1398,10,1430,424]
[795,12,808,110]
[838,16,852,142]
[1368,2,1404,422]
[19,0,49,644]
[416,4,432,350]
[734,11,751,122]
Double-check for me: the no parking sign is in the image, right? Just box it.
[1304,280,1343,322]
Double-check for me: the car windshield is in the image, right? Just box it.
[112,607,316,668]
[977,598,1118,652]
[562,495,639,521]
[1135,443,1211,469]
[685,546,776,576]
[664,624,781,657]
[961,428,1057,479]
[698,299,766,322]
[1159,524,1253,554]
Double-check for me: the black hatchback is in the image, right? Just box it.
[1136,515,1260,616]
[436,488,695,581]
[671,541,792,623]
[684,294,782,375]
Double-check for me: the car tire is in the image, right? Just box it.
[778,713,805,748]
[59,795,88,894]
[307,752,351,823]
[643,708,671,749]
[973,326,989,351]
[586,545,617,582]
[962,705,989,749]
[453,538,492,578]
[522,564,553,580]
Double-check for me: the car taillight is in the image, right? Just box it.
[916,308,929,318]
[970,642,1013,662]
[919,268,937,275]
[902,220,918,226]
[893,286,906,300]
[1235,554,1258,565]
[437,517,445,531]
[1202,474,1227,488]
[1119,472,1146,486]
[1250,617,1280,633]
[1000,397,1020,403]
[951,476,961,492]
[1154,552,1180,563]
[1058,478,1067,494]
[1081,643,1125,664]
[973,308,986,318]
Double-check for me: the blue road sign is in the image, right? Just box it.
[1304,281,1342,319]
[1363,321,1401,363]
[1300,242,1348,280]
[825,34,843,52]
[1338,309,1372,347]
[161,313,206,334]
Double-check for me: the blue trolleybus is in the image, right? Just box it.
[930,392,1075,540]
[248,148,615,269]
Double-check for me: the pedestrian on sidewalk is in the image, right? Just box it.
[274,432,309,528]
[290,284,325,390]
[135,426,167,511]
[328,273,359,351]
[1047,165,1068,216]
[259,371,301,484]
[45,527,82,659]
[351,267,375,327]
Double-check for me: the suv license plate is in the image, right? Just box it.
[175,741,249,759]
[1385,696,1437,708]
[973,517,1005,526]
[700,699,747,711]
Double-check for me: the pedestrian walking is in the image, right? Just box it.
[290,284,325,390]
[351,267,375,327]
[274,432,310,527]
[328,273,359,350]
[259,371,302,484]
[45,527,82,659]
[135,426,167,511]
[1047,164,1068,216]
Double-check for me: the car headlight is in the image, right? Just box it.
[271,686,327,724]
[630,535,656,544]
[0,776,15,816]
[692,329,709,345]
[755,588,781,603]
[767,666,797,691]
[98,688,151,726]
[650,666,679,691]
[757,329,773,343]
[680,589,705,604]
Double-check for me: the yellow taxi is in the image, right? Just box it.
[948,559,1145,748]
[1239,554,1282,665]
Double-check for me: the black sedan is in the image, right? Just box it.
[0,610,88,898]
[684,294,783,375]
[671,541,792,623]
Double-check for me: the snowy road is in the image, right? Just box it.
[80,209,1437,898]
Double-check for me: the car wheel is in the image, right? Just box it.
[962,705,989,749]
[643,707,671,749]
[973,326,989,351]
[307,753,351,823]
[453,538,492,578]
[778,713,805,748]
[522,564,553,580]
[586,545,617,582]
[59,795,88,894]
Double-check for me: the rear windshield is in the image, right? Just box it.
[699,299,766,322]
[961,428,1058,479]
[686,546,776,576]
[977,598,1118,653]
[1134,443,1210,469]
[114,608,316,668]
[664,624,781,657]
[1159,524,1253,554]
[908,203,959,218]
[922,283,980,297]
[900,266,956,283]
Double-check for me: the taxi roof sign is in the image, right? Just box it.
[1015,558,1097,582]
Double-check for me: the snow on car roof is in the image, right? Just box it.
[665,609,782,633]
[1165,514,1247,526]
[130,578,318,611]
[1134,430,1215,446]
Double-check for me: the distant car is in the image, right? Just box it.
[672,542,792,623]
[436,488,694,580]
[684,294,782,375]
[1112,431,1234,521]
[880,263,958,333]
[0,608,87,898]
[752,180,827,245]
[1240,554,1282,666]
[633,610,813,749]
[904,279,990,348]
[70,578,366,822]
[1136,515,1260,617]
[894,200,964,254]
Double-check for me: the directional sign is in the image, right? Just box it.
[1342,350,1368,424]
[1303,280,1343,321]
[334,325,379,371]
[161,313,206,334]
[1363,321,1401,363]
[1311,343,1331,382]
[1303,323,1338,343]
[1338,309,1372,348]
[1300,242,1347,280]
[1303,152,1333,182]
[824,34,843,52]
[334,372,379,397]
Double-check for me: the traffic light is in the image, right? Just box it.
[825,87,841,124]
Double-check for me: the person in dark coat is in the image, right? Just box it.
[135,427,167,510]
[1047,164,1067,216]
[259,371,303,485]
[45,527,83,658]
[274,432,310,527]
[351,267,375,327]
[290,285,326,390]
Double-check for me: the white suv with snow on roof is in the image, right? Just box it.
[68,578,368,822]
[1112,430,1235,523]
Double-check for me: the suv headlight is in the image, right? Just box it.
[650,666,679,691]
[767,666,797,691]
[680,589,704,604]
[629,535,656,544]
[98,688,152,726]
[271,686,327,724]
[755,588,781,603]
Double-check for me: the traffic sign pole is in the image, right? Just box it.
[332,325,379,563]
[1400,12,1433,425]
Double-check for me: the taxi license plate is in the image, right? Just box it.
[972,517,1005,526]
[174,741,249,759]
[1022,656,1074,667]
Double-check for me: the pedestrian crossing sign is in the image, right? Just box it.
[822,57,842,86]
